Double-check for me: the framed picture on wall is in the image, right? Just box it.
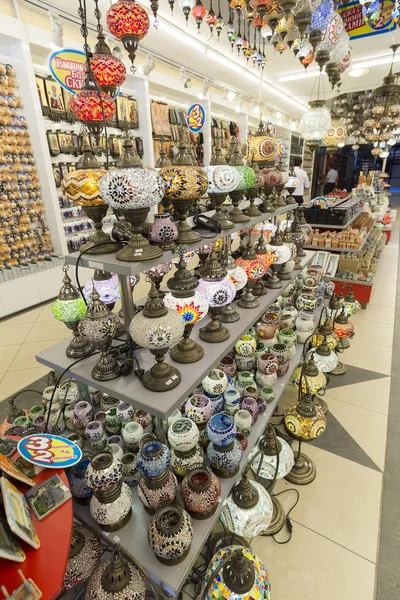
[325,254,339,277]
[35,75,49,117]
[53,164,62,187]
[44,79,65,118]
[57,131,68,152]
[116,95,128,127]
[128,98,139,128]
[47,130,60,156]
[60,163,69,180]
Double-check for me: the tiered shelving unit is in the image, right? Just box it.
[35,202,316,597]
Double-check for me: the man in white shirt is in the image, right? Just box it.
[324,166,339,195]
[292,157,310,206]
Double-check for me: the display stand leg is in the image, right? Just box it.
[118,275,135,341]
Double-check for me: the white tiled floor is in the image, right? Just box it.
[0,211,397,599]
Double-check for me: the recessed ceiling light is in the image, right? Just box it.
[348,68,370,78]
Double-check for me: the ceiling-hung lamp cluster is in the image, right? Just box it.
[216,0,225,39]
[180,0,196,24]
[106,0,150,73]
[90,0,127,98]
[206,0,217,34]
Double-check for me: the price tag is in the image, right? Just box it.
[17,434,82,469]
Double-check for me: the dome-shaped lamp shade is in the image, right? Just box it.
[85,551,146,600]
[197,277,236,307]
[249,425,294,480]
[70,89,116,124]
[61,169,107,206]
[106,0,150,72]
[205,164,240,194]
[160,165,208,201]
[100,168,164,210]
[204,546,271,600]
[233,164,256,191]
[129,283,185,390]
[220,476,273,538]
[226,265,248,290]
[235,256,266,281]
[245,132,280,164]
[322,118,347,151]
[164,292,209,325]
[260,167,283,189]
[284,401,326,439]
[90,54,127,93]
[83,274,120,307]
[300,100,331,140]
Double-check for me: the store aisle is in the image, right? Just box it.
[251,208,399,599]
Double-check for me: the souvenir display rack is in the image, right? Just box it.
[211,117,238,153]
[36,200,317,593]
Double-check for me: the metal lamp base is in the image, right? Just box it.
[238,287,259,309]
[172,199,202,244]
[81,205,122,255]
[339,338,350,350]
[209,194,235,230]
[243,200,261,217]
[229,206,251,223]
[219,304,240,323]
[331,360,347,376]
[66,325,94,359]
[252,280,268,296]
[170,337,204,363]
[142,349,182,391]
[211,463,240,479]
[92,351,122,381]
[294,256,303,270]
[116,207,163,262]
[262,495,286,536]
[265,274,283,289]
[285,452,316,485]
[314,394,329,415]
[279,269,293,280]
[199,318,230,343]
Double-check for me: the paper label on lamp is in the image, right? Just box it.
[48,48,121,97]
[187,104,205,133]
[18,434,82,469]
[338,0,396,39]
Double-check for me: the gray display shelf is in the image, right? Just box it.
[305,207,363,230]
[71,302,324,597]
[64,204,298,277]
[36,251,315,419]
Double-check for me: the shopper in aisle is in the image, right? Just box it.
[292,156,310,205]
[324,165,339,195]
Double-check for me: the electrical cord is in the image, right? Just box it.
[269,488,300,545]
[192,214,222,238]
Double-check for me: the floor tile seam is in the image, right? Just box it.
[350,335,394,348]
[288,519,377,565]
[323,392,390,417]
[347,338,394,350]
[351,317,395,326]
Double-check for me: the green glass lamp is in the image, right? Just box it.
[52,264,94,359]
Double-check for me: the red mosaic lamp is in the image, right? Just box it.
[235,239,268,309]
[69,71,116,139]
[192,0,207,30]
[106,0,150,73]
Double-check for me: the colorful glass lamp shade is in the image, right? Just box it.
[61,145,121,255]
[100,136,164,262]
[106,0,150,73]
[244,120,280,167]
[265,231,291,289]
[299,99,331,141]
[159,142,208,244]
[129,283,185,391]
[227,141,255,224]
[322,117,347,154]
[292,354,328,415]
[69,71,116,137]
[164,255,209,363]
[284,375,326,485]
[307,336,338,373]
[90,32,127,97]
[331,306,354,376]
[52,264,94,359]
[221,472,273,538]
[204,546,271,600]
[197,249,236,343]
[83,270,124,337]
[206,147,240,230]
[78,286,121,381]
[248,424,294,535]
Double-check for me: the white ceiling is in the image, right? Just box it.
[24,0,400,116]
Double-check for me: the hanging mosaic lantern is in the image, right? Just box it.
[90,32,127,97]
[192,0,207,30]
[69,73,116,138]
[106,0,150,72]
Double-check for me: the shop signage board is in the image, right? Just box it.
[187,103,206,132]
[48,48,87,93]
[338,0,396,39]
[18,434,82,469]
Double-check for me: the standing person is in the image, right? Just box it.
[324,165,339,195]
[292,156,310,205]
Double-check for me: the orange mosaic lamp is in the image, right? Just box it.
[244,120,280,167]
[106,0,150,72]
[69,72,116,139]
[322,117,347,155]
[90,32,127,97]
[61,146,121,255]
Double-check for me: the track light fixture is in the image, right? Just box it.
[180,68,192,88]
[48,11,64,50]
[234,95,243,113]
[141,54,155,76]
[198,79,209,100]
[227,90,236,102]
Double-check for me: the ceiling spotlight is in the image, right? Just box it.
[140,54,155,76]
[290,120,296,130]
[276,111,282,119]
[180,69,192,89]
[48,12,64,50]
[348,68,370,78]
[253,103,261,115]
[227,90,236,102]
[234,96,243,113]
[198,79,209,100]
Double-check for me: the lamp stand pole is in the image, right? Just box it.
[284,439,316,485]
